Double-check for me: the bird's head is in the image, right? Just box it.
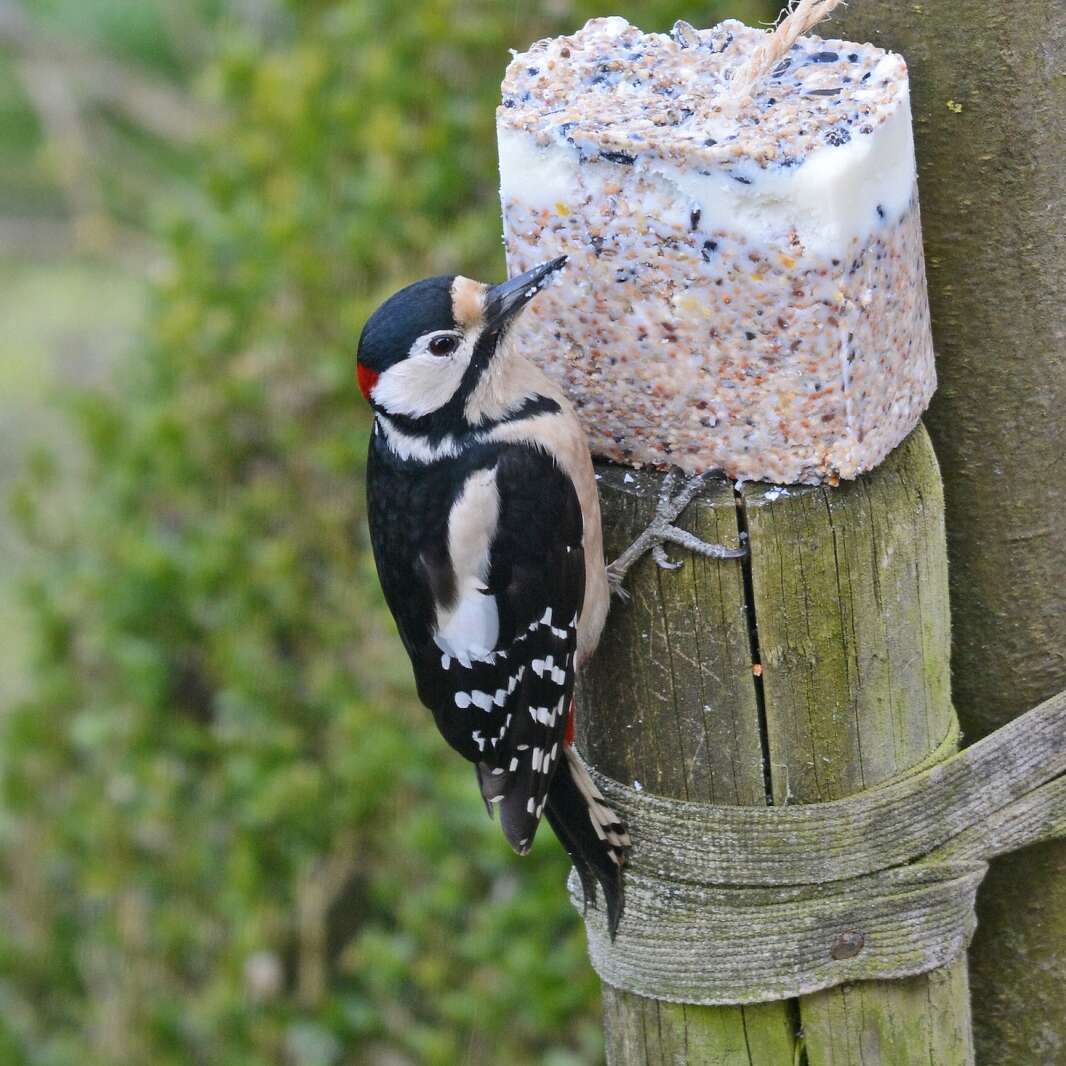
[356,257,567,427]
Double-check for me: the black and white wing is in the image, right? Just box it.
[413,444,586,854]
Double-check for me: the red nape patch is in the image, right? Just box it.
[565,698,576,747]
[357,364,379,401]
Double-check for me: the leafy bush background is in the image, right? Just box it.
[1,2,770,1063]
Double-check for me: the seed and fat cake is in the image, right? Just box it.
[498,17,934,484]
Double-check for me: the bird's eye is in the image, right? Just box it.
[428,334,459,356]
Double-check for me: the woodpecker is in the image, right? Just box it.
[358,258,744,937]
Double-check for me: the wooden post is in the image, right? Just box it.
[577,426,974,1064]
[830,6,1066,1059]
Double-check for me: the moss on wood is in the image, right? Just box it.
[833,6,1066,1058]
[579,426,972,1064]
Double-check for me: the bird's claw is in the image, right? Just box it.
[605,469,747,591]
[606,562,632,600]
[651,543,683,570]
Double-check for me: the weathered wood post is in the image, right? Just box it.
[578,426,974,1064]
[831,6,1066,1059]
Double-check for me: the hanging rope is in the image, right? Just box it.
[729,0,849,99]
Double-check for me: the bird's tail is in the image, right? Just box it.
[545,743,630,938]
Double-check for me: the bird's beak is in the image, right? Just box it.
[483,256,568,335]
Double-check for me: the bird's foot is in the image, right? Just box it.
[605,470,747,595]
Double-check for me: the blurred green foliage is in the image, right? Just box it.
[2,1,770,1063]
[0,0,224,232]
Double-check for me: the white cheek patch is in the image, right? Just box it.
[372,332,479,418]
[373,354,466,418]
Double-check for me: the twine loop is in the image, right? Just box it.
[729,0,848,100]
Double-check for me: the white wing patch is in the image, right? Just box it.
[434,466,500,664]
[435,592,498,665]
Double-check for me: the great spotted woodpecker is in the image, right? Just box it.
[358,258,744,936]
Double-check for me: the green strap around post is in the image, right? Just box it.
[570,687,1066,1005]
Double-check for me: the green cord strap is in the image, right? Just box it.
[569,688,1066,1006]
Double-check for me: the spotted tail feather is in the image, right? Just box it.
[545,744,630,938]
